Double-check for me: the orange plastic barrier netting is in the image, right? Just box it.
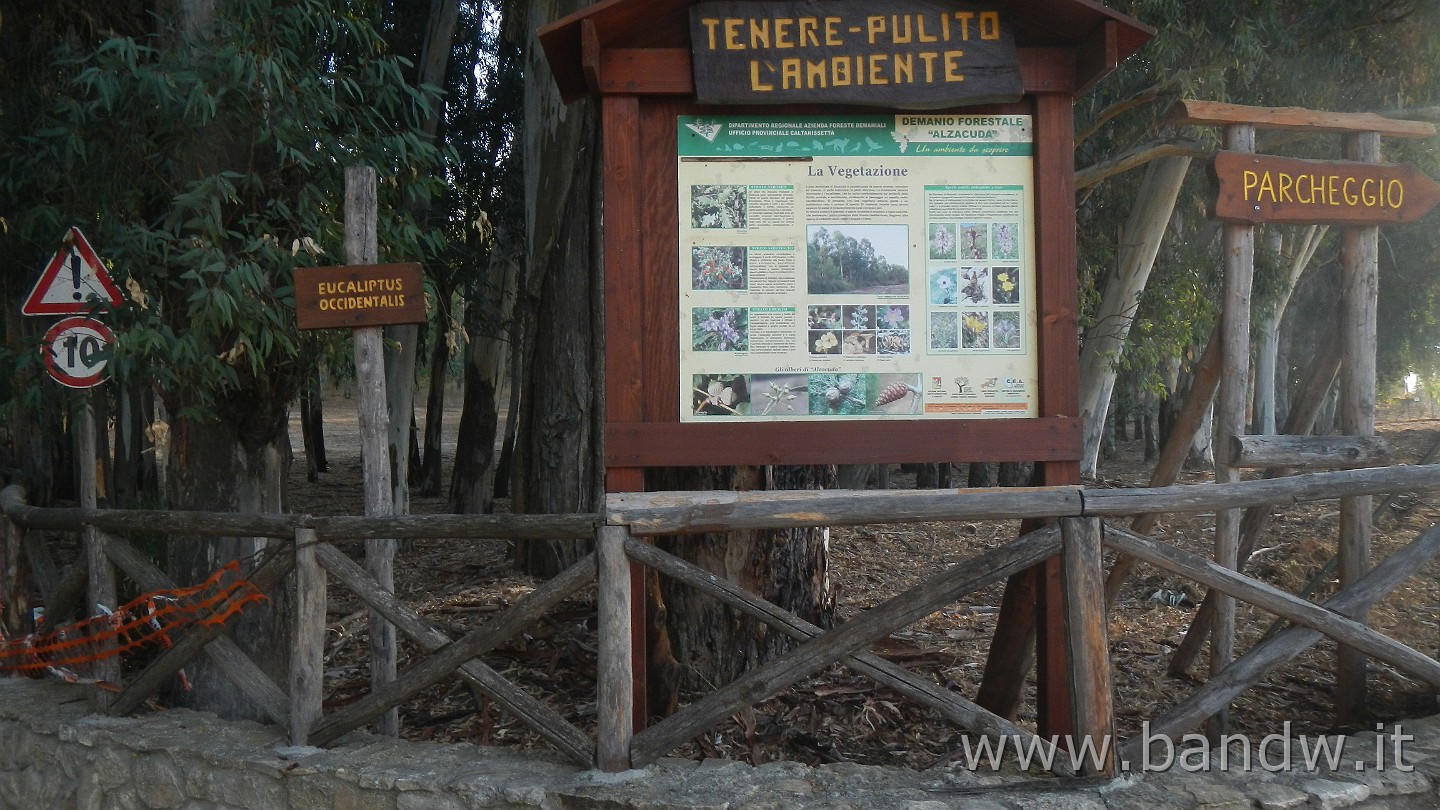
[0,561,266,674]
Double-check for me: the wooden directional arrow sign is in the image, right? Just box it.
[1214,151,1440,225]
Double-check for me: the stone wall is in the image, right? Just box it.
[0,678,972,810]
[3,677,1439,809]
[0,679,610,809]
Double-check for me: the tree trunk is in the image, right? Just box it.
[164,403,293,721]
[998,462,1033,487]
[967,462,998,488]
[151,0,297,721]
[1078,156,1192,477]
[1253,226,1326,435]
[1187,399,1214,470]
[112,382,157,507]
[300,370,328,482]
[383,324,417,514]
[510,116,603,574]
[503,0,606,575]
[402,0,463,501]
[416,295,451,497]
[647,465,834,715]
[450,235,522,513]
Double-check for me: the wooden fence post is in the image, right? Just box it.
[1337,129,1381,726]
[78,392,119,706]
[0,501,27,638]
[596,525,634,771]
[1060,517,1114,775]
[345,165,398,736]
[291,527,325,745]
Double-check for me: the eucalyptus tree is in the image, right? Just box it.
[490,0,837,721]
[1074,0,1440,472]
[0,0,446,718]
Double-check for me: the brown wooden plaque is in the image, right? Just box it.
[689,0,1021,109]
[1213,151,1440,226]
[294,263,426,330]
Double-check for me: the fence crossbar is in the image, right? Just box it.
[629,526,1062,765]
[608,465,1440,537]
[1102,524,1440,687]
[304,544,595,760]
[107,545,296,717]
[101,531,291,725]
[623,531,1074,774]
[1119,520,1440,762]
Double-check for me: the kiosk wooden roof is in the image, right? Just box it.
[541,0,1154,101]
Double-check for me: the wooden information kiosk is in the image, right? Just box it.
[539,0,1154,738]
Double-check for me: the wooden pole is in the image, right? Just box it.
[1060,517,1114,775]
[1337,130,1381,726]
[79,392,118,706]
[0,499,29,637]
[290,527,325,745]
[1210,122,1255,742]
[345,165,398,736]
[596,525,634,771]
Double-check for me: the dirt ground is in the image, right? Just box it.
[287,394,1440,769]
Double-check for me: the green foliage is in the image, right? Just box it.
[1078,0,1440,400]
[0,0,447,424]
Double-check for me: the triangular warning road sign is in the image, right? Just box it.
[21,227,124,316]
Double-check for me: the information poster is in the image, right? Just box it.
[679,114,1037,422]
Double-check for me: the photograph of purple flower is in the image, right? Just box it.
[691,307,749,352]
[928,223,956,260]
[992,311,1022,349]
[879,305,910,330]
[992,222,1020,261]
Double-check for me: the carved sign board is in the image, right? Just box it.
[294,263,426,330]
[1213,151,1440,225]
[689,0,1021,109]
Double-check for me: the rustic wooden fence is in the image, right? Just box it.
[4,463,1440,776]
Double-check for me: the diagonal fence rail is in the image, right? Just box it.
[2,463,1439,775]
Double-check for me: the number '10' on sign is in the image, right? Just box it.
[41,316,115,389]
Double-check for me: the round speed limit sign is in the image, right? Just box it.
[42,316,115,389]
